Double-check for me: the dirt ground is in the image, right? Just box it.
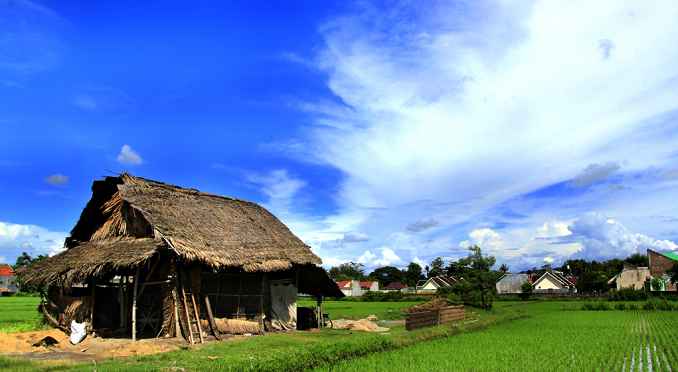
[0,329,188,362]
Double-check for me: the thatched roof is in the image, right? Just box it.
[24,173,323,286]
[23,238,161,286]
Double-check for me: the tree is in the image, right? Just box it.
[367,266,403,286]
[519,281,533,300]
[450,245,497,310]
[404,262,424,287]
[499,263,509,273]
[668,263,678,285]
[13,252,47,293]
[328,262,366,281]
[625,253,648,267]
[428,257,445,278]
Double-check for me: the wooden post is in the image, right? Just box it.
[119,276,125,329]
[236,275,242,319]
[90,280,96,332]
[260,274,266,334]
[172,286,181,338]
[132,267,140,341]
[204,295,220,340]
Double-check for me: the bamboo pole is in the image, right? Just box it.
[190,293,204,343]
[90,280,96,332]
[132,267,140,341]
[179,274,194,344]
[119,276,125,329]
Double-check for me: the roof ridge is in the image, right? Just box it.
[120,173,259,206]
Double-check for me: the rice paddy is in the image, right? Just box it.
[316,302,678,371]
[2,298,677,371]
[0,296,45,333]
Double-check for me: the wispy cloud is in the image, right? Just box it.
[45,173,69,186]
[284,1,678,268]
[0,0,65,74]
[570,162,620,187]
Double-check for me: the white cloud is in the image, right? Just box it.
[284,1,678,268]
[0,221,67,263]
[117,144,143,165]
[45,173,69,186]
[564,213,678,260]
[357,247,402,268]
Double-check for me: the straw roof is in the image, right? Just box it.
[24,173,323,286]
[23,238,161,286]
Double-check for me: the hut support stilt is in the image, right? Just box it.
[132,267,140,341]
[204,295,220,340]
[90,280,96,332]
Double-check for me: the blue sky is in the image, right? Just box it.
[2,0,678,271]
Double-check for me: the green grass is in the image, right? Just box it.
[316,302,678,371]
[0,299,525,371]
[298,299,424,320]
[0,296,45,333]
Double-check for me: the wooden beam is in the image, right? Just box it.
[39,302,69,333]
[204,295,220,340]
[132,267,140,341]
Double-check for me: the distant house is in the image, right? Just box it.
[532,271,576,293]
[0,264,17,296]
[608,264,651,290]
[383,281,406,291]
[336,280,379,297]
[417,275,457,293]
[648,249,678,291]
[496,273,530,294]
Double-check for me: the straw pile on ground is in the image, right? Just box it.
[331,319,389,332]
[200,318,261,334]
[405,298,453,313]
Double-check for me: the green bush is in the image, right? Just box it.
[627,303,639,311]
[582,302,612,311]
[642,301,656,311]
[608,288,647,301]
[614,303,627,311]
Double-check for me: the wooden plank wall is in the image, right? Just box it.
[405,305,464,331]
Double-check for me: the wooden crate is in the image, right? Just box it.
[405,305,464,331]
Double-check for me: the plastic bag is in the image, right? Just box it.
[69,320,87,345]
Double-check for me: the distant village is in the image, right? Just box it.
[324,248,678,298]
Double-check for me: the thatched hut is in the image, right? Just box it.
[22,174,342,343]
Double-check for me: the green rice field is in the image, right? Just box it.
[316,302,678,371]
[0,296,44,333]
[1,297,677,371]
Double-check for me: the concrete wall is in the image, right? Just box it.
[615,267,651,290]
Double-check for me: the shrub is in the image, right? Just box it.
[627,303,639,311]
[642,301,656,311]
[519,282,533,301]
[614,303,627,311]
[594,302,611,311]
[581,303,595,311]
[361,291,404,302]
[608,288,647,301]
